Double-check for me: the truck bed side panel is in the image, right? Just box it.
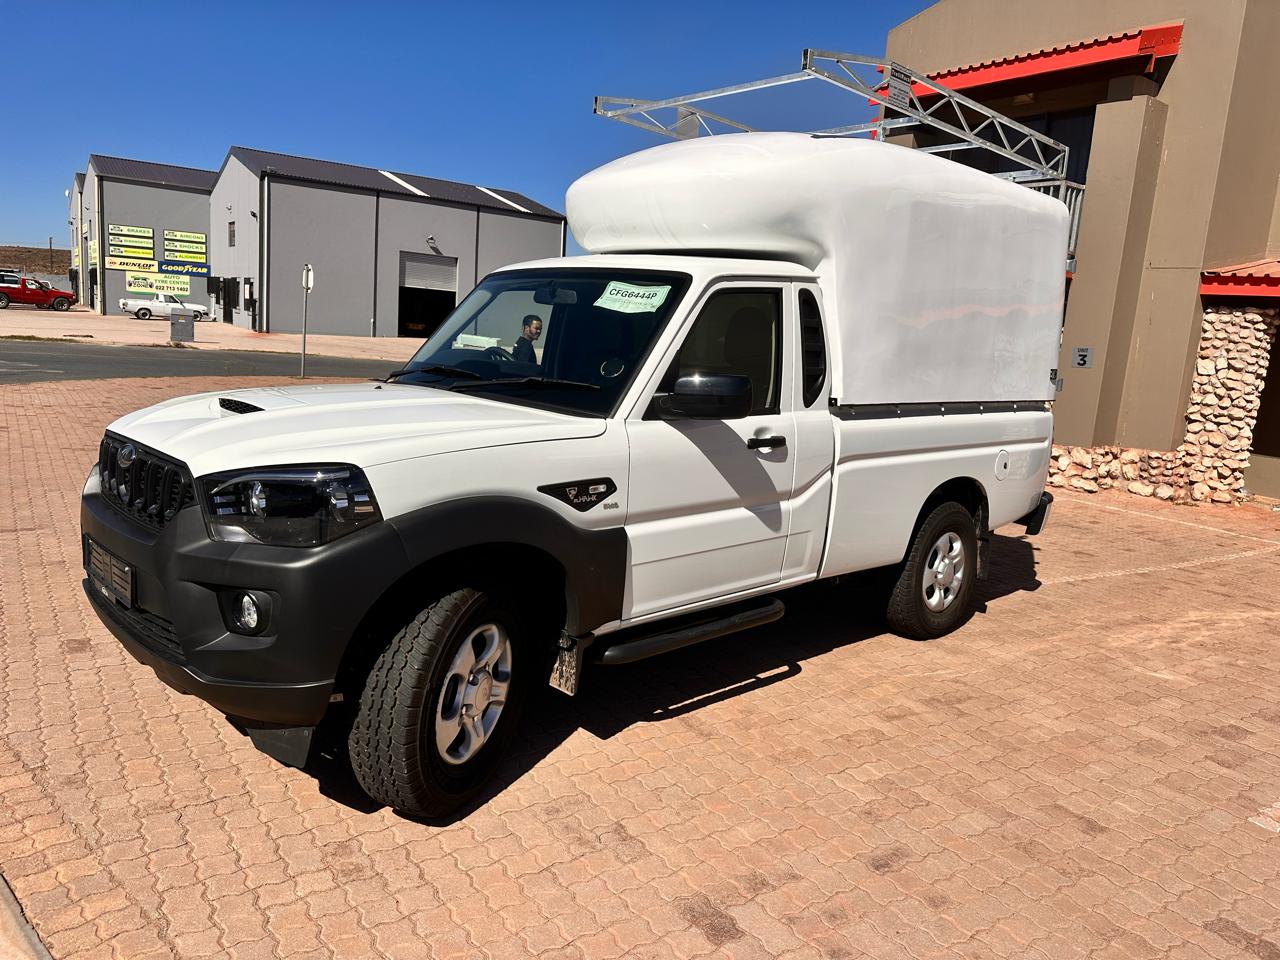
[819,410,1052,578]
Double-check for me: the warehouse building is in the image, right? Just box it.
[884,0,1280,499]
[206,146,564,337]
[68,156,216,313]
[69,147,564,339]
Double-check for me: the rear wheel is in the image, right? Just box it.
[51,297,70,311]
[0,293,8,309]
[348,587,542,817]
[135,308,151,320]
[884,501,977,640]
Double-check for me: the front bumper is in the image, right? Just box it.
[80,473,408,730]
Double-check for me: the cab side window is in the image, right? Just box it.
[664,289,782,416]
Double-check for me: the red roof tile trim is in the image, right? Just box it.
[906,23,1183,97]
[1201,259,1280,299]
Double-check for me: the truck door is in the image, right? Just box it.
[781,284,836,580]
[623,282,797,619]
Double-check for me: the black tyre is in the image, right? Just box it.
[348,587,541,817]
[135,308,151,320]
[884,501,977,640]
[192,311,203,321]
[0,293,8,309]
[51,297,70,311]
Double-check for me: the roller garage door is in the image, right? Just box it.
[398,252,458,337]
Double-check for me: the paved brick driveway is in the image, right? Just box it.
[2,376,1279,960]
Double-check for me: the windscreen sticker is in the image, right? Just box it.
[593,281,670,314]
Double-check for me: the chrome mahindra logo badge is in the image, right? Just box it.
[118,444,137,468]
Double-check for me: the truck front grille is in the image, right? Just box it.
[98,434,194,530]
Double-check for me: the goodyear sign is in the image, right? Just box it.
[126,272,191,296]
[105,255,157,272]
[109,224,153,239]
[163,229,206,243]
[159,260,210,277]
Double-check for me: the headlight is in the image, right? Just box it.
[200,465,381,546]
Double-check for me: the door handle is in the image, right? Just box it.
[746,435,787,450]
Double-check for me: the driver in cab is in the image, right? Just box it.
[513,315,542,364]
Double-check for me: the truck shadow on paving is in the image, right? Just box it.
[306,533,1039,823]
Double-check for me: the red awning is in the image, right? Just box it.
[1201,259,1280,299]
[908,23,1183,98]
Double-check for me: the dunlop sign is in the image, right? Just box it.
[105,255,157,272]
[109,224,154,239]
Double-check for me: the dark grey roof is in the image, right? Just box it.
[89,154,218,191]
[228,146,562,220]
[73,172,85,192]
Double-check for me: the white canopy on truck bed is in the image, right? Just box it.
[566,133,1069,405]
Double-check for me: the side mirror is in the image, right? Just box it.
[657,374,752,420]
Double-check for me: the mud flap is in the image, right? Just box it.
[549,631,591,696]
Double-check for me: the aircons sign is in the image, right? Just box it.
[106,224,209,284]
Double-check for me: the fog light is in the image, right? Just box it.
[234,593,260,633]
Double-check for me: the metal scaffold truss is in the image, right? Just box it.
[595,49,1070,183]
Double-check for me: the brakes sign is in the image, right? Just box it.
[593,281,670,314]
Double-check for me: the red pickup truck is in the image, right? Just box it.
[0,275,76,311]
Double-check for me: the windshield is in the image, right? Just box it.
[396,269,691,416]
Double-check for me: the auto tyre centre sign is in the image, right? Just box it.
[107,224,209,297]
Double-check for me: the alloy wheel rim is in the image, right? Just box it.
[922,531,965,613]
[434,622,513,765]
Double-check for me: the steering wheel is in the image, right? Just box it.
[482,345,515,362]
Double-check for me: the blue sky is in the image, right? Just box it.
[0,0,932,248]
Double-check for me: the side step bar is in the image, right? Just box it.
[597,597,785,666]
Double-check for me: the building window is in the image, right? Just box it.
[228,221,236,247]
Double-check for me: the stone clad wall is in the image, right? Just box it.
[1047,303,1278,503]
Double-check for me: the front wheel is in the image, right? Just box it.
[192,311,203,321]
[348,587,541,817]
[51,297,70,311]
[884,501,977,640]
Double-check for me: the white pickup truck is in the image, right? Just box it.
[118,292,211,320]
[81,134,1065,816]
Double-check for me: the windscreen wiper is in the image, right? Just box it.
[385,364,483,381]
[450,376,601,391]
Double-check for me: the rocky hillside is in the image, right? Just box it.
[0,244,72,275]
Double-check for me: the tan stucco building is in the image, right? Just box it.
[886,0,1280,500]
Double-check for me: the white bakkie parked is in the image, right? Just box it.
[118,292,211,320]
[81,134,1065,816]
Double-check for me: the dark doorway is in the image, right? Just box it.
[221,277,239,324]
[398,252,458,338]
[1253,348,1280,460]
[88,268,97,309]
[397,287,455,338]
